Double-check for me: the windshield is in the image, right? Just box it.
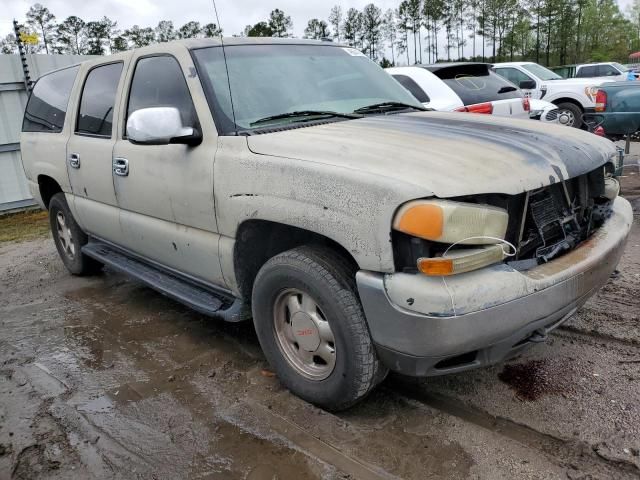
[192,44,423,134]
[612,62,628,72]
[522,63,563,81]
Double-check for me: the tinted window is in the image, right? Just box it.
[76,63,123,137]
[576,66,597,78]
[521,64,563,80]
[598,65,619,76]
[392,74,430,103]
[22,66,79,133]
[430,65,523,105]
[127,56,197,133]
[494,67,532,87]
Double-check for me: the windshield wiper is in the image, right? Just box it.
[354,101,427,114]
[498,86,517,93]
[250,110,361,127]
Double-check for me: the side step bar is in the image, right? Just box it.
[82,240,249,322]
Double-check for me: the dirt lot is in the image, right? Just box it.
[0,166,638,480]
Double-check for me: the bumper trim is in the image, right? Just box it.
[357,197,633,376]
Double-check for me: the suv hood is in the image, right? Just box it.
[247,111,615,198]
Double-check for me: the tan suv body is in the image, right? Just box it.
[21,38,633,410]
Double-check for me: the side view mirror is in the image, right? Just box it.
[127,107,201,146]
[519,79,536,90]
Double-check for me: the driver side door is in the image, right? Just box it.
[112,50,224,287]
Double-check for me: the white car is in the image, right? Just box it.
[493,62,606,127]
[386,64,563,124]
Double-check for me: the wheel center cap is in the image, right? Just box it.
[291,312,320,351]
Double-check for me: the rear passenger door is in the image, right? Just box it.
[66,61,126,243]
[111,51,224,287]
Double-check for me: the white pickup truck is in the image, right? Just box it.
[494,61,606,127]
[575,62,636,81]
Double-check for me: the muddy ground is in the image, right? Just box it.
[0,165,638,480]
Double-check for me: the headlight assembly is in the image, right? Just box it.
[393,199,512,276]
[393,199,509,245]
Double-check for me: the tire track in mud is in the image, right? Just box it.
[56,288,405,480]
[3,234,638,479]
[41,278,640,479]
[385,379,640,479]
[556,326,639,348]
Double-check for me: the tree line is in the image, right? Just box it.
[3,1,640,66]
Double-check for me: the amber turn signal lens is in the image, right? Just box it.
[417,258,454,276]
[394,203,443,240]
[417,245,506,276]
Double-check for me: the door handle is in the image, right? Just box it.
[68,153,80,169]
[113,157,129,177]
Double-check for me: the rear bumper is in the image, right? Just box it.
[357,197,633,376]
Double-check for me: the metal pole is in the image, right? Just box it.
[13,20,33,92]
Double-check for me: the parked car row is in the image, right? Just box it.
[385,61,613,129]
[20,38,632,410]
[386,63,565,125]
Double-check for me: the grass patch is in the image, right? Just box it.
[0,209,51,243]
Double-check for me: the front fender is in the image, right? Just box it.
[213,137,429,273]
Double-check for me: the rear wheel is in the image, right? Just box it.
[555,102,583,128]
[49,193,102,275]
[252,245,386,411]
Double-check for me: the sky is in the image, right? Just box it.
[1,0,402,39]
[1,0,634,62]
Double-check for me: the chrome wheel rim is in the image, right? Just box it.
[558,109,576,127]
[55,211,75,259]
[273,288,336,380]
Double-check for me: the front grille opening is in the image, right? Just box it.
[434,350,478,370]
[391,166,612,273]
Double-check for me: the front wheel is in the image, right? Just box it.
[252,246,387,411]
[49,193,102,275]
[555,102,583,128]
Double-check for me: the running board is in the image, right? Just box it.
[82,240,249,321]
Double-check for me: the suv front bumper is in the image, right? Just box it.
[357,197,633,376]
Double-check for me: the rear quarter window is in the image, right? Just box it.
[431,65,523,105]
[22,66,79,133]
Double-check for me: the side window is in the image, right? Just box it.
[22,66,79,133]
[76,63,123,137]
[126,56,197,135]
[576,66,596,78]
[494,68,531,87]
[598,65,618,77]
[392,74,430,103]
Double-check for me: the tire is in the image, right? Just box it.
[555,102,583,128]
[252,245,387,411]
[49,193,102,275]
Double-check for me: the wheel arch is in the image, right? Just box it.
[551,97,584,111]
[232,219,359,301]
[37,175,63,209]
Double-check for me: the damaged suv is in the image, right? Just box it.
[21,38,632,410]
